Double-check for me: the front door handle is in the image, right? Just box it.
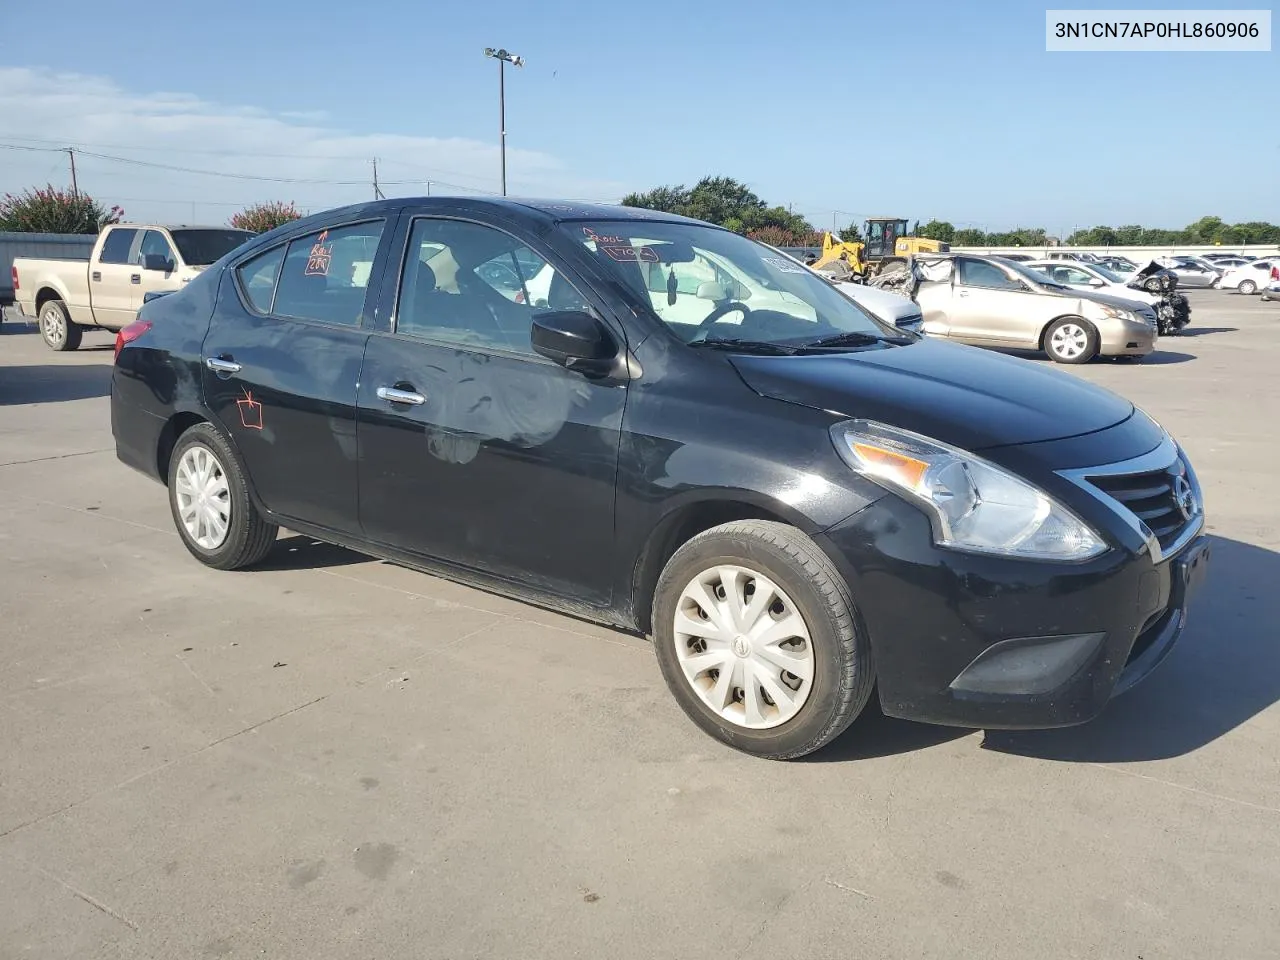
[377,386,426,406]
[957,290,970,298]
[131,274,141,284]
[92,271,102,282]
[205,356,242,374]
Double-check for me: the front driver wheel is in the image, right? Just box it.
[168,423,278,570]
[1044,317,1098,364]
[652,520,874,759]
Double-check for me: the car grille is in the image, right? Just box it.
[1084,455,1195,553]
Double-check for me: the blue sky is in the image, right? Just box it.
[1,0,1275,232]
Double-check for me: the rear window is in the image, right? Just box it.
[98,228,137,265]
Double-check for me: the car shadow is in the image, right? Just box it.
[806,695,974,762]
[984,535,1279,763]
[1178,327,1237,337]
[1138,350,1195,365]
[0,364,112,404]
[256,534,371,571]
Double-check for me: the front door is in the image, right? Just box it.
[948,257,1043,346]
[201,218,391,533]
[357,215,626,606]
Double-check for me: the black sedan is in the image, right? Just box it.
[111,198,1210,759]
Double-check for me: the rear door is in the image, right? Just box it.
[356,212,627,606]
[202,216,395,534]
[91,227,141,328]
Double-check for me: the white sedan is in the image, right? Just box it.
[1024,260,1160,308]
[1220,258,1280,295]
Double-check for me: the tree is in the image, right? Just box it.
[837,222,862,242]
[230,201,302,233]
[0,185,123,234]
[917,219,956,244]
[622,176,814,238]
[952,228,987,246]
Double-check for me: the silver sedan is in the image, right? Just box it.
[1154,257,1219,288]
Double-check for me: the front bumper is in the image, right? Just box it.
[816,496,1209,729]
[1098,318,1157,356]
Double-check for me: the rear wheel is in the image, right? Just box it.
[1239,279,1258,295]
[1044,317,1098,364]
[167,423,278,570]
[39,300,81,352]
[652,520,874,759]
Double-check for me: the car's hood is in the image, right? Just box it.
[1076,289,1155,312]
[729,338,1133,451]
[834,282,920,322]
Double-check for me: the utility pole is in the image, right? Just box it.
[66,148,78,197]
[372,158,384,200]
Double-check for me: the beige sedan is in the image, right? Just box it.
[913,254,1158,363]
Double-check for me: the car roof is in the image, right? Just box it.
[284,196,705,228]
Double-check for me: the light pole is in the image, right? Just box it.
[483,47,524,196]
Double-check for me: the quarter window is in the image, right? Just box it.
[271,221,384,326]
[236,246,286,313]
[99,228,138,265]
[395,218,587,355]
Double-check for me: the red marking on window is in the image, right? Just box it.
[305,230,333,276]
[237,387,264,430]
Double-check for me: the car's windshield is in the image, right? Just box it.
[562,220,890,345]
[171,229,255,266]
[1092,264,1127,283]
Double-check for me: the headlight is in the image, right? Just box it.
[830,420,1106,561]
[1093,304,1135,321]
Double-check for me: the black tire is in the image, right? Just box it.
[1238,279,1257,295]
[1143,277,1161,292]
[1043,316,1098,364]
[652,520,874,760]
[39,299,82,352]
[167,422,278,570]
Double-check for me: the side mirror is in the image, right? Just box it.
[142,253,172,272]
[531,310,616,374]
[1089,278,1105,287]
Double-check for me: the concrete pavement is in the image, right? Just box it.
[1,292,1278,959]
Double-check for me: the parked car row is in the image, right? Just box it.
[110,195,1210,759]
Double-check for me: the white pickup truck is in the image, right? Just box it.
[12,224,253,351]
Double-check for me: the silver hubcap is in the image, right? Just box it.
[1050,322,1088,359]
[174,445,231,550]
[673,565,814,730]
[41,307,65,344]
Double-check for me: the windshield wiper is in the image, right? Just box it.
[798,331,908,350]
[687,337,798,355]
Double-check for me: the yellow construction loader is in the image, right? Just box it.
[810,218,949,280]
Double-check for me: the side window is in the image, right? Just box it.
[137,230,174,267]
[395,218,587,356]
[98,228,138,265]
[271,221,384,326]
[235,245,286,313]
[958,259,1022,290]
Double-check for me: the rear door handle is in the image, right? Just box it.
[205,356,242,374]
[377,386,426,406]
[131,274,141,284]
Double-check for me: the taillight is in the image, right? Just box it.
[114,319,152,361]
[10,266,17,292]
